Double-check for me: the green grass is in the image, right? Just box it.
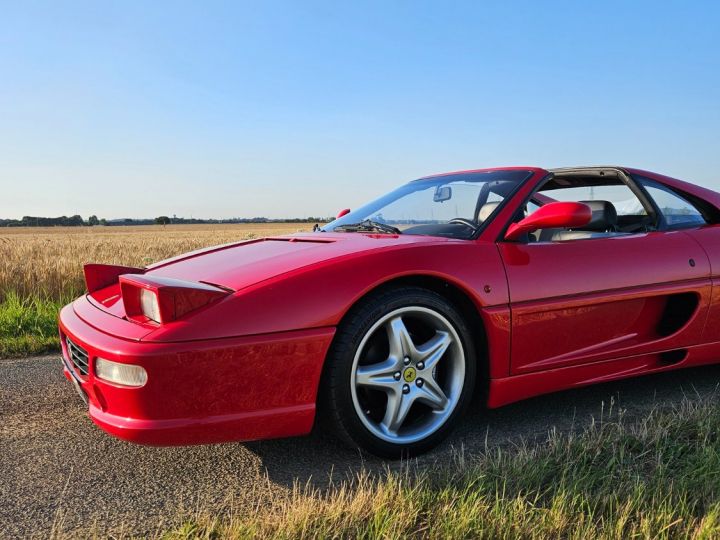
[162,398,720,539]
[0,292,64,358]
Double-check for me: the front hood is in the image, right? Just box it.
[144,232,452,292]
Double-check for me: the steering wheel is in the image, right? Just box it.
[448,218,479,231]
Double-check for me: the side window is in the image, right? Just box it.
[542,184,648,217]
[637,177,707,229]
[523,177,655,242]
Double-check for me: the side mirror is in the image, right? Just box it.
[504,201,591,241]
[433,186,452,202]
[336,208,351,219]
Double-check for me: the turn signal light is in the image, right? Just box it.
[95,358,147,387]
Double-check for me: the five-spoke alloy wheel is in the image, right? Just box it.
[322,287,476,457]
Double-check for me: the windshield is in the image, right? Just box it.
[324,170,533,238]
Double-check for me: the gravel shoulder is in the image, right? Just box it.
[2,355,719,538]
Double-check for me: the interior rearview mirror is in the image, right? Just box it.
[433,186,452,203]
[504,201,591,241]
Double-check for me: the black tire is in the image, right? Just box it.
[320,286,477,458]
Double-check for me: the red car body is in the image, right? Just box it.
[59,166,720,446]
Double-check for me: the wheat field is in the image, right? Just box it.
[0,223,309,302]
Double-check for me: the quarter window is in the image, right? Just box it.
[637,177,707,228]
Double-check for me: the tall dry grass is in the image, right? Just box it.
[0,223,307,303]
[160,397,720,539]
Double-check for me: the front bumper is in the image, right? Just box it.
[59,299,335,445]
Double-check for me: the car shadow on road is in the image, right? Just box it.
[243,364,720,491]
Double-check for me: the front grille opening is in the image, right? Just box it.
[66,337,90,376]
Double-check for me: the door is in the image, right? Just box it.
[498,170,712,375]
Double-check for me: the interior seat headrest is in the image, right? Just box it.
[578,200,617,231]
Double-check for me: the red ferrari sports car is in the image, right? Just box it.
[59,166,720,457]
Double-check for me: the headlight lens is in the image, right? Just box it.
[140,288,161,323]
[95,358,148,387]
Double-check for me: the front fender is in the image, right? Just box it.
[143,241,507,342]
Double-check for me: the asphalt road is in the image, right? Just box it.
[2,354,720,538]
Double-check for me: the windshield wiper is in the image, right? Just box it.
[333,219,402,235]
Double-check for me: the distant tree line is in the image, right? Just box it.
[0,215,100,227]
[0,215,333,227]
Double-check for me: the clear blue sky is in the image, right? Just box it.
[1,1,718,220]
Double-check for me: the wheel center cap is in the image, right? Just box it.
[403,367,417,383]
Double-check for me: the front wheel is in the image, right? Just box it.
[321,287,476,458]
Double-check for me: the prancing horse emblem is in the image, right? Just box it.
[403,367,416,383]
